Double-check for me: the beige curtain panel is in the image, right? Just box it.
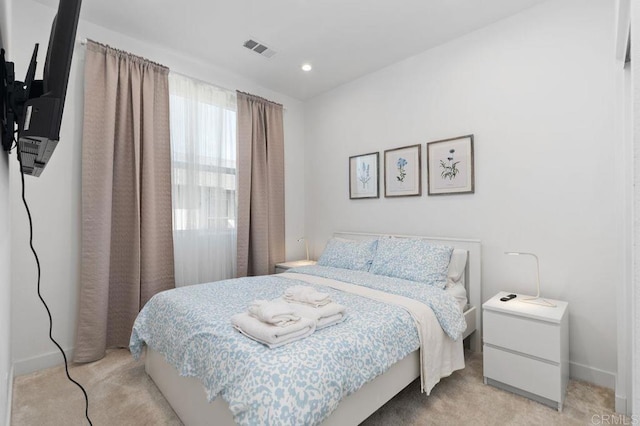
[236,92,285,277]
[75,40,175,363]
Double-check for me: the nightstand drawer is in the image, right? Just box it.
[483,310,560,362]
[484,345,561,402]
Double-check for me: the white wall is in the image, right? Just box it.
[632,0,640,416]
[0,148,10,426]
[0,0,13,422]
[9,0,306,374]
[305,0,618,386]
[614,0,632,415]
[0,156,10,423]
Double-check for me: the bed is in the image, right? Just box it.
[131,232,482,425]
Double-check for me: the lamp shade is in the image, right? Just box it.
[297,237,310,261]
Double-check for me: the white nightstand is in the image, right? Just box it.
[274,260,317,274]
[483,291,569,411]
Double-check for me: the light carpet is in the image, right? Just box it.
[12,349,619,425]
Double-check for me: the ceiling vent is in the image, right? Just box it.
[243,39,277,58]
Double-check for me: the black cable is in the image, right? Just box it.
[15,145,93,426]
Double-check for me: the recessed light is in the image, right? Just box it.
[301,63,312,72]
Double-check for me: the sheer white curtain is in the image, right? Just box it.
[169,73,237,286]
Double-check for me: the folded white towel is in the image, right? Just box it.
[231,312,316,348]
[283,285,331,307]
[316,313,346,329]
[281,298,347,330]
[248,299,301,327]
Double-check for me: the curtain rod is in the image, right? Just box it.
[77,37,288,112]
[171,72,288,112]
[172,71,236,97]
[237,91,284,108]
[78,38,169,70]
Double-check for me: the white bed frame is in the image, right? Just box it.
[145,233,482,425]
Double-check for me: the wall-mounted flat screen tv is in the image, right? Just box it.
[1,0,82,177]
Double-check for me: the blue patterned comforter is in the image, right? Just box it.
[130,267,464,425]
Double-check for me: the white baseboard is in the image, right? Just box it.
[570,361,616,389]
[12,347,74,377]
[5,365,13,426]
[615,394,628,415]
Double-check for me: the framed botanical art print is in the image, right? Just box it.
[384,144,421,197]
[349,152,379,199]
[427,134,475,195]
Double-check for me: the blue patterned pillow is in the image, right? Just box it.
[369,238,453,288]
[317,238,378,271]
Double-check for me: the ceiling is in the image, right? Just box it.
[36,0,548,100]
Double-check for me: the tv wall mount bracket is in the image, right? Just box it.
[1,45,42,152]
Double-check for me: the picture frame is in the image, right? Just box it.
[426,134,475,195]
[384,144,421,197]
[349,152,379,199]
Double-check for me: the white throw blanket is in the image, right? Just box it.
[248,299,301,327]
[231,312,316,348]
[278,298,347,329]
[281,272,465,394]
[283,285,331,307]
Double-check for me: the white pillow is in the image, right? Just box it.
[446,282,468,312]
[446,249,468,288]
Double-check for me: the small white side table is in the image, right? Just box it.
[483,291,569,411]
[274,260,317,274]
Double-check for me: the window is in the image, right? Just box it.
[169,74,237,285]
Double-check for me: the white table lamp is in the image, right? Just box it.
[504,252,556,307]
[297,237,310,261]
